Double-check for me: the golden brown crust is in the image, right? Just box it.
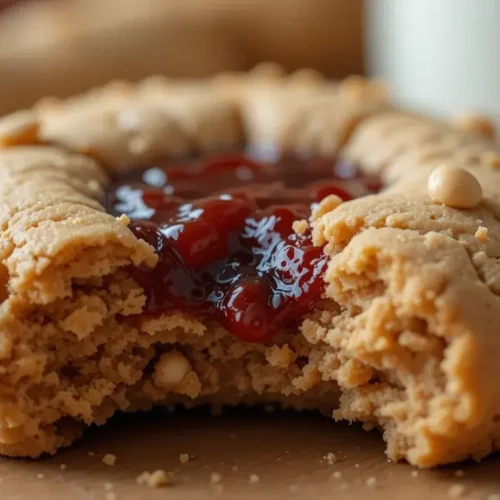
[0,65,500,468]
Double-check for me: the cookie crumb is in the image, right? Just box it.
[249,474,260,484]
[354,463,360,468]
[323,452,337,464]
[36,473,45,479]
[331,471,342,480]
[411,470,419,478]
[292,219,309,235]
[475,226,488,242]
[448,484,465,498]
[210,472,222,485]
[116,214,131,226]
[102,454,117,467]
[137,470,170,488]
[311,194,343,222]
[366,476,377,488]
[454,469,465,478]
[179,453,193,464]
[59,464,67,470]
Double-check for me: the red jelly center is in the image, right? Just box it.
[105,152,379,342]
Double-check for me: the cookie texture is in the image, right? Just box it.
[0,65,499,468]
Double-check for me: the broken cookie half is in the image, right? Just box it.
[0,65,499,468]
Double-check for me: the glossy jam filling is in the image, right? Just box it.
[105,151,380,342]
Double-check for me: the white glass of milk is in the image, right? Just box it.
[367,0,500,124]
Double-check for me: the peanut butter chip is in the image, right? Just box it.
[153,351,191,390]
[428,164,482,209]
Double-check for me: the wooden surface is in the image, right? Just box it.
[1,408,499,499]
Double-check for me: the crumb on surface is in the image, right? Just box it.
[331,471,342,480]
[102,454,117,467]
[59,464,67,470]
[232,466,239,471]
[179,453,193,464]
[366,476,377,488]
[411,470,419,478]
[354,463,360,468]
[454,469,465,478]
[103,482,114,491]
[210,472,222,485]
[475,226,488,242]
[249,474,260,484]
[324,452,337,464]
[292,219,309,235]
[136,470,170,488]
[448,484,465,498]
[36,473,44,479]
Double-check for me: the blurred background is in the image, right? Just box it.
[0,0,499,124]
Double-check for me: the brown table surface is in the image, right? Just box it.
[1,408,499,499]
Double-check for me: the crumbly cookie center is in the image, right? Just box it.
[104,152,380,342]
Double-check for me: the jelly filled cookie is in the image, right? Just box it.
[0,66,499,468]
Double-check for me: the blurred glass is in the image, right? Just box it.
[367,0,500,123]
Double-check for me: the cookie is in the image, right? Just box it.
[0,65,498,470]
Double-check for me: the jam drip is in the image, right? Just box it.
[106,153,379,342]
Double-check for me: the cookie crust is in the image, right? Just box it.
[0,65,499,467]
